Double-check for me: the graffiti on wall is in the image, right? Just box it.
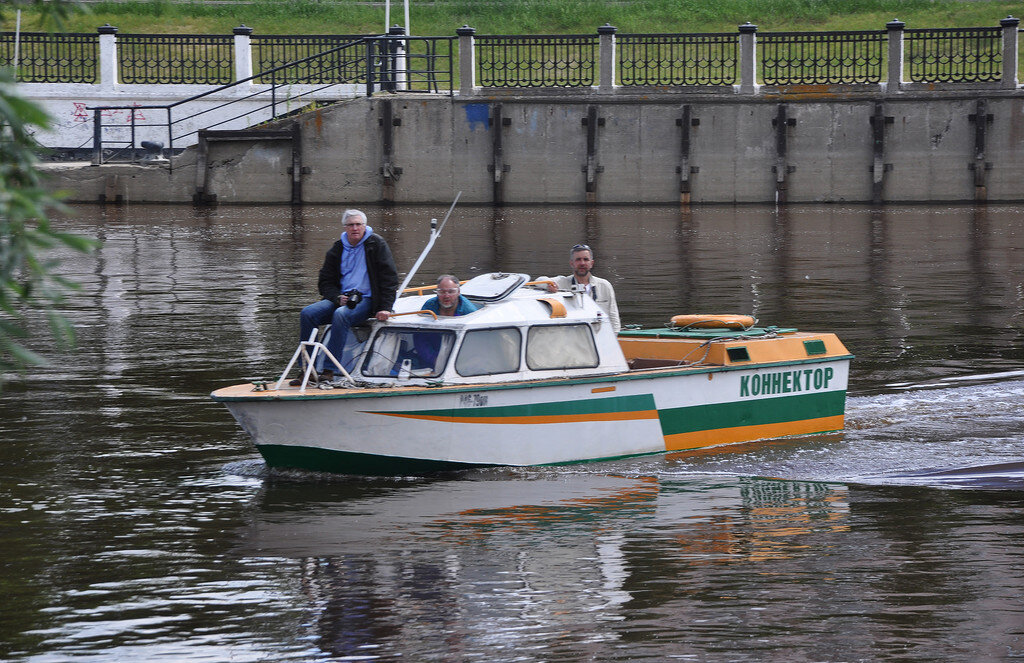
[72,102,147,123]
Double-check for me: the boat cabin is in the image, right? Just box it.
[351,272,627,386]
[280,272,849,392]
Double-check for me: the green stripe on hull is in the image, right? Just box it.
[257,444,495,476]
[379,393,656,419]
[257,444,665,476]
[658,390,847,435]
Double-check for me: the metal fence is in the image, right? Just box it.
[0,32,97,83]
[475,34,597,87]
[1,23,1016,88]
[905,27,1001,83]
[117,34,234,84]
[617,33,737,86]
[252,34,367,83]
[760,31,886,85]
[369,36,454,93]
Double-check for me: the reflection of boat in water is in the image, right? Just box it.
[234,474,850,660]
[236,473,849,561]
[212,272,852,476]
[235,474,664,657]
[237,473,662,555]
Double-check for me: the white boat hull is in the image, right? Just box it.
[216,358,850,474]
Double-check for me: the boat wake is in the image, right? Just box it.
[883,368,1024,391]
[854,461,1024,490]
[611,375,1024,491]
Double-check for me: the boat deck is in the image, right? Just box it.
[618,328,850,369]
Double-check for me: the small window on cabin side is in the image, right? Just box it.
[362,328,457,378]
[526,324,599,370]
[455,328,522,376]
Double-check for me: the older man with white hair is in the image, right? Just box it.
[296,209,398,381]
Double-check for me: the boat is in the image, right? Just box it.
[211,271,853,476]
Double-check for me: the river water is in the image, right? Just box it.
[2,203,1023,661]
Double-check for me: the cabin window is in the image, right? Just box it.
[526,324,599,370]
[361,328,457,378]
[726,346,751,362]
[455,327,522,376]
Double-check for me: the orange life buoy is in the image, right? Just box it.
[669,314,757,330]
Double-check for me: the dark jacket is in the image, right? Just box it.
[316,233,399,314]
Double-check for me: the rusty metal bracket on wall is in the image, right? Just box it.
[379,100,403,203]
[487,103,512,206]
[581,105,605,204]
[968,98,994,202]
[771,105,796,205]
[676,105,700,206]
[869,102,894,205]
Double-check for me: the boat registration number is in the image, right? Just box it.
[459,393,489,407]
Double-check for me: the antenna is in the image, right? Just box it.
[396,191,462,295]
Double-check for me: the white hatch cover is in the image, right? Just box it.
[461,272,529,303]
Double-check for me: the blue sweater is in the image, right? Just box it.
[422,295,478,316]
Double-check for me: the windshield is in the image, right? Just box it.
[362,328,457,378]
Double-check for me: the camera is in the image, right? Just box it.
[342,289,363,309]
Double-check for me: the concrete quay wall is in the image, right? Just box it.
[47,89,1024,205]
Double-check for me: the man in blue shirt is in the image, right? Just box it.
[410,275,477,371]
[421,274,477,317]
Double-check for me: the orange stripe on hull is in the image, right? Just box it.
[372,410,660,425]
[663,415,846,451]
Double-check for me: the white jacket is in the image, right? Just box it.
[546,274,620,333]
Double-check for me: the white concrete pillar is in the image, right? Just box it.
[457,25,476,96]
[738,23,757,95]
[1001,16,1020,89]
[97,23,117,88]
[886,19,905,92]
[233,25,254,82]
[598,23,616,92]
[388,25,407,91]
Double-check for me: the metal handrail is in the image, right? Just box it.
[87,35,454,164]
[88,35,364,164]
[276,330,355,391]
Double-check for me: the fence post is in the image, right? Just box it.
[886,19,905,92]
[598,23,617,92]
[97,24,118,88]
[738,22,757,94]
[91,108,103,165]
[234,25,254,82]
[366,38,375,96]
[456,25,476,96]
[1001,16,1020,88]
[388,24,406,91]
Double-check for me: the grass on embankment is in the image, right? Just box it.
[3,0,1021,36]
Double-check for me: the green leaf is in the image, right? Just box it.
[0,3,95,381]
[46,310,77,348]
